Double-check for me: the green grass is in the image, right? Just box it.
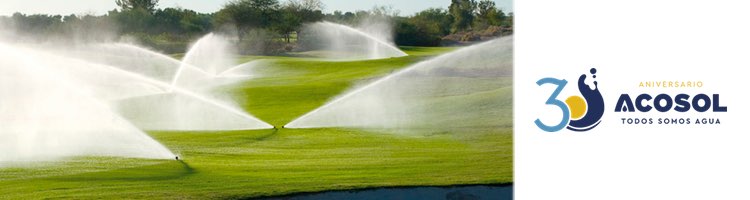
[0,46,512,199]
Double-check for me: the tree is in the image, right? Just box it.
[153,8,182,33]
[111,8,155,34]
[275,6,302,43]
[274,0,324,43]
[394,8,453,46]
[62,14,80,24]
[295,0,324,11]
[152,8,212,34]
[370,5,400,17]
[475,0,506,28]
[495,9,507,26]
[215,0,280,41]
[111,0,159,34]
[412,8,453,35]
[324,10,356,24]
[116,0,159,13]
[449,0,477,33]
[505,12,513,27]
[477,0,496,19]
[395,18,442,46]
[10,13,64,37]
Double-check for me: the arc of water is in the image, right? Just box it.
[285,62,414,128]
[89,43,212,78]
[112,43,184,66]
[79,43,213,91]
[118,43,212,74]
[50,53,273,129]
[169,61,211,92]
[285,37,509,128]
[2,44,175,159]
[170,61,192,91]
[319,21,407,57]
[216,60,265,77]
[170,33,227,91]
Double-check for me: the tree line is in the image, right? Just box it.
[0,0,512,54]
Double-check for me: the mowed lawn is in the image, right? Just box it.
[0,46,513,199]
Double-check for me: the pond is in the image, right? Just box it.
[257,184,513,200]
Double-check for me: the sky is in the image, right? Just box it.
[0,0,513,17]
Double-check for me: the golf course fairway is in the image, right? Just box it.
[0,46,512,199]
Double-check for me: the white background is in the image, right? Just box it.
[515,0,750,199]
